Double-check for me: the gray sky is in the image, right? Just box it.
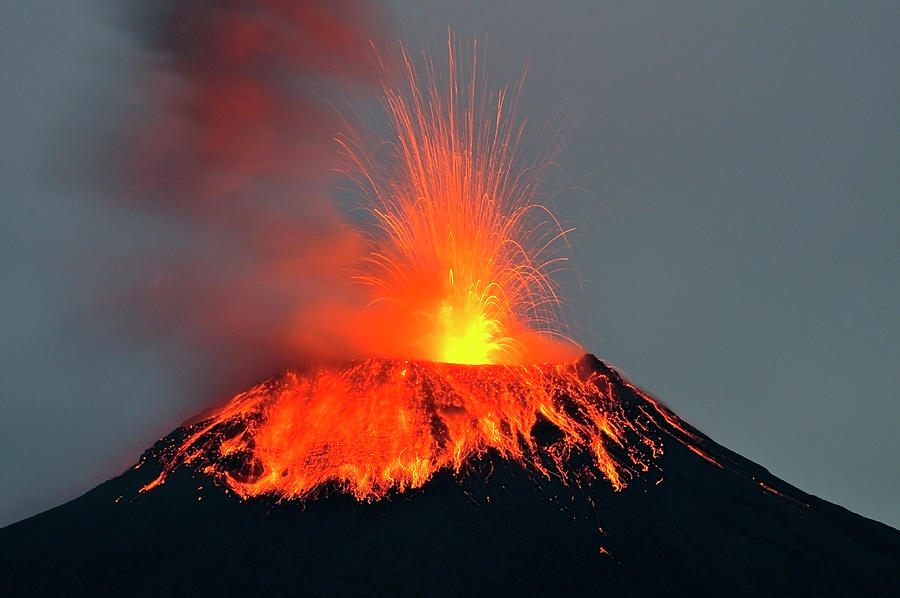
[1,0,898,529]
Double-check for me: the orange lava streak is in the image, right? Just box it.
[339,36,574,365]
[143,358,660,500]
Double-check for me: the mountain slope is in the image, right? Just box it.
[2,355,898,597]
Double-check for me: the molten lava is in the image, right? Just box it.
[142,357,664,500]
[339,37,574,365]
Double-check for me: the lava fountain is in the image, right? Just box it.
[338,37,576,366]
[141,37,666,501]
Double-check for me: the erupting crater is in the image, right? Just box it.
[137,37,718,505]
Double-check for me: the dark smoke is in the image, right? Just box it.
[107,1,388,401]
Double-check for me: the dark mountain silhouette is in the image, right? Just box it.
[2,355,898,597]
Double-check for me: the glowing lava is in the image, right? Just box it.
[142,357,665,499]
[339,37,574,365]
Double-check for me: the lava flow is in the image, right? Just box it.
[141,39,656,501]
[141,357,665,500]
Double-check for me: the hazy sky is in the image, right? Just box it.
[1,1,897,529]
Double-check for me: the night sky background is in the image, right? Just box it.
[1,0,897,530]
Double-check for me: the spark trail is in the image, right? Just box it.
[339,37,576,365]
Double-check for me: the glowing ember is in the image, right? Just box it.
[142,357,664,499]
[339,36,575,365]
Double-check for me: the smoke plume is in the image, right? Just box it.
[115,0,387,397]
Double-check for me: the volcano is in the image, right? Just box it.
[1,354,897,597]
